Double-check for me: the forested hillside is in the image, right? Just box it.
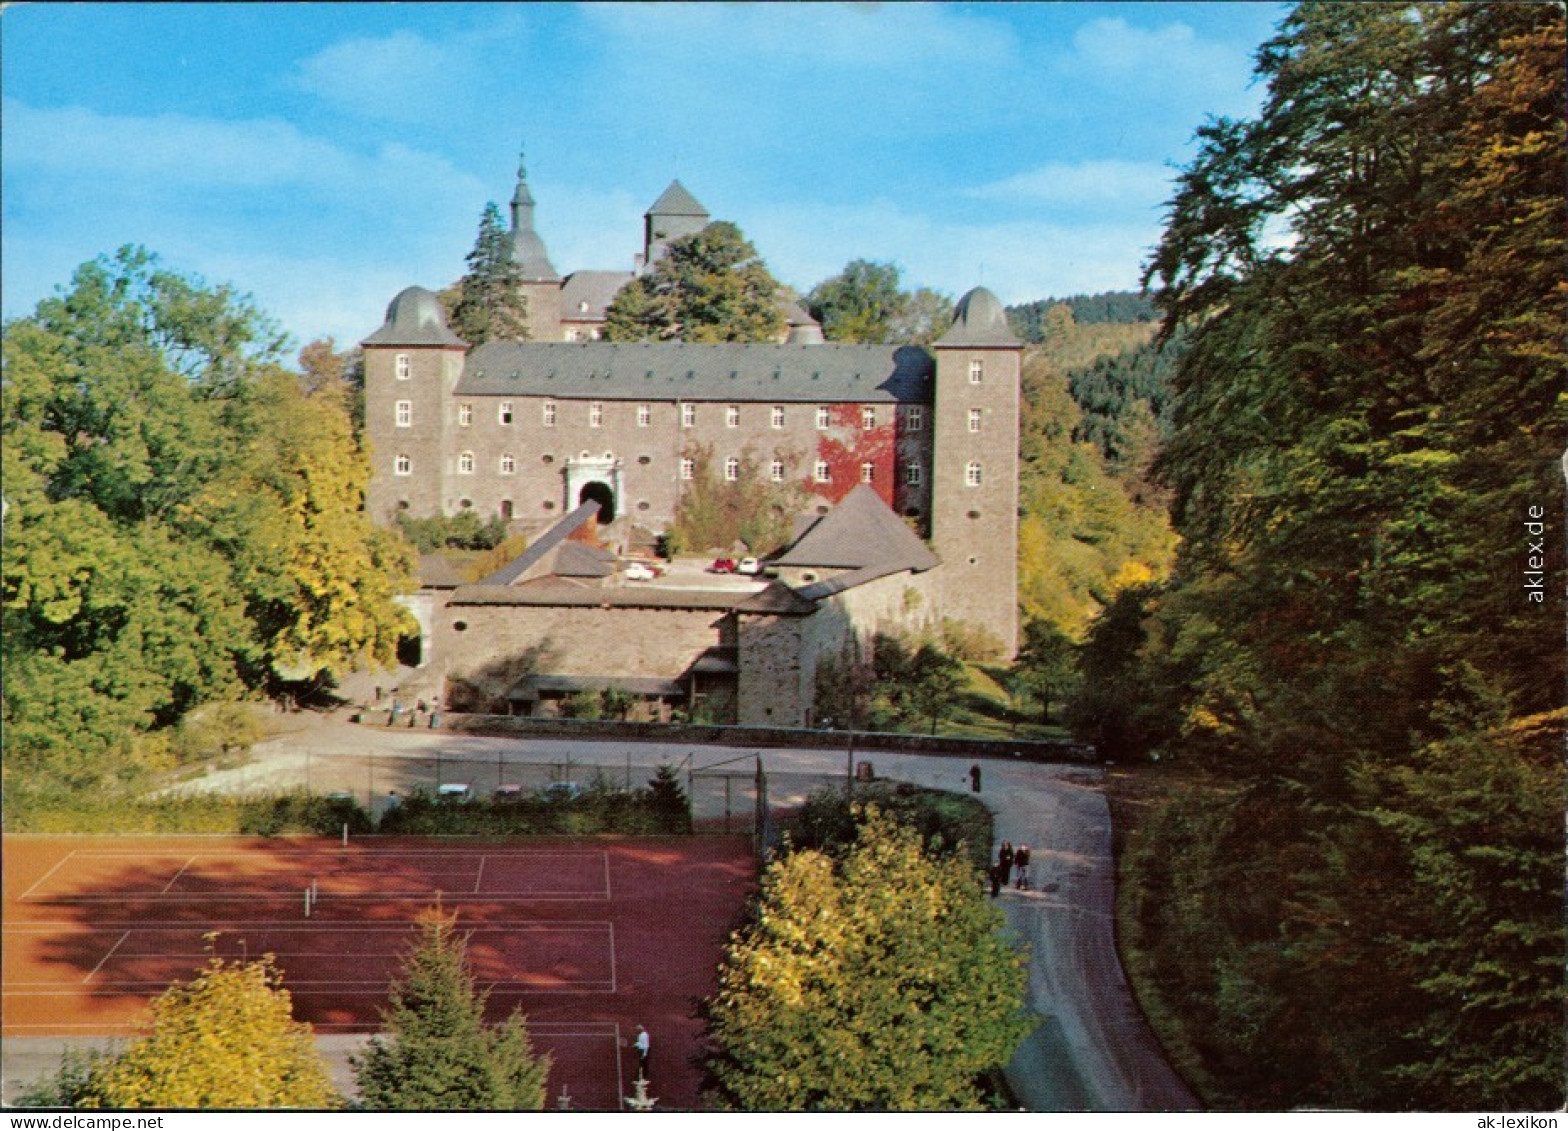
[1076,3,1564,1109]
[1,249,416,809]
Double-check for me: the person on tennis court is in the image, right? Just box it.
[634,1024,651,1078]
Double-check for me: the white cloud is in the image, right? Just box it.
[745,198,1156,307]
[967,160,1175,212]
[1,98,484,202]
[1071,16,1236,76]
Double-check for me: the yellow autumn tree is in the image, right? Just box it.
[83,947,339,1109]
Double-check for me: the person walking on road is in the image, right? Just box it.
[969,763,982,792]
[1014,844,1031,890]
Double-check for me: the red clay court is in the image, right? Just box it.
[2,834,757,1110]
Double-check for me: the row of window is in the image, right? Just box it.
[393,454,983,486]
[393,401,929,431]
[395,353,988,385]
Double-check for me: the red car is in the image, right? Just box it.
[710,558,737,574]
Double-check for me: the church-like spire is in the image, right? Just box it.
[508,142,559,282]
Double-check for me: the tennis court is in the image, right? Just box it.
[2,834,756,1109]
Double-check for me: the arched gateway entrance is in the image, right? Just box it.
[564,454,623,524]
[578,480,616,523]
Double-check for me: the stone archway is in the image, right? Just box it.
[578,479,616,523]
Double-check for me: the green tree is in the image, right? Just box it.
[647,763,693,833]
[705,807,1031,1110]
[353,911,551,1110]
[1011,619,1078,724]
[82,947,339,1109]
[805,259,905,343]
[668,443,806,556]
[604,222,785,343]
[450,202,529,346]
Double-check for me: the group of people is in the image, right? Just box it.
[988,840,1031,897]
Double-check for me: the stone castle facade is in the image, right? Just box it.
[362,159,1021,721]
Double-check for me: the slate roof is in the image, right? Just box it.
[447,582,762,612]
[770,484,940,575]
[362,286,467,348]
[456,341,934,403]
[647,180,709,218]
[561,271,636,322]
[479,500,603,586]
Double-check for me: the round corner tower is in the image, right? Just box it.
[929,286,1021,657]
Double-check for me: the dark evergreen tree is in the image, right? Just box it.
[450,202,529,346]
[353,911,551,1110]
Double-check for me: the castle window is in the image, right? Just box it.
[726,404,740,428]
[969,358,984,384]
[905,462,922,486]
[861,406,876,430]
[814,460,831,484]
[458,451,475,475]
[543,402,557,427]
[771,406,785,429]
[590,402,604,428]
[458,402,473,427]
[906,406,923,432]
[394,454,412,476]
[724,457,740,482]
[680,458,695,481]
[861,462,875,484]
[682,403,696,428]
[965,461,983,487]
[770,460,785,483]
[395,400,413,428]
[637,404,651,428]
[968,408,982,433]
[500,500,513,519]
[395,353,411,380]
[815,406,831,429]
[499,453,516,475]
[499,402,513,425]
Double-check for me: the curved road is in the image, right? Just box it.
[90,720,1199,1110]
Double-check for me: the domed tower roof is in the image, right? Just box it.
[362,286,467,347]
[935,286,1019,348]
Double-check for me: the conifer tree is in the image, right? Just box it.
[451,202,529,346]
[353,910,550,1110]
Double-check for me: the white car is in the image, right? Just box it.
[623,562,655,581]
[736,557,763,575]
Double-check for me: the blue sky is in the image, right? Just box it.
[2,2,1288,354]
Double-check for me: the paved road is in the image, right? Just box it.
[8,720,1198,1111]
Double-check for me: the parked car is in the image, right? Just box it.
[436,783,472,802]
[623,562,655,581]
[736,557,763,575]
[710,558,737,574]
[540,781,582,802]
[492,783,525,802]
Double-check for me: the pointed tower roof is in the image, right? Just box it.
[936,286,1019,348]
[771,484,939,574]
[647,180,709,219]
[509,146,561,283]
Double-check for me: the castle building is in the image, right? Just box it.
[363,160,1021,720]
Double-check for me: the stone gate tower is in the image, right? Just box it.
[929,287,1021,657]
